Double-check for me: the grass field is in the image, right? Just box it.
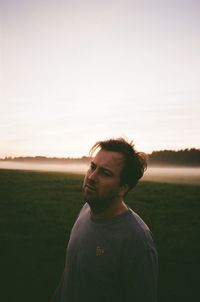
[0,169,199,302]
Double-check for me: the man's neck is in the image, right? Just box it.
[90,200,129,220]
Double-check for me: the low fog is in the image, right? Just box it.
[0,161,199,185]
[0,161,88,174]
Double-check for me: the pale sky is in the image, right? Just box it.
[1,0,200,158]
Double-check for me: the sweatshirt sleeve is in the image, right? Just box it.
[120,229,158,302]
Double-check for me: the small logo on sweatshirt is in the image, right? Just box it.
[96,246,105,256]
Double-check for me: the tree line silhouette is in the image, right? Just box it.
[148,148,200,166]
[1,149,200,166]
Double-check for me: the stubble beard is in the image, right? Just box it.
[83,189,117,214]
[87,197,111,214]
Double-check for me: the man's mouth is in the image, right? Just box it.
[85,184,96,191]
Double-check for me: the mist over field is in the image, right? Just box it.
[0,161,199,185]
[143,166,200,184]
[0,161,88,174]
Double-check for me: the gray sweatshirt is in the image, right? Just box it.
[60,203,158,302]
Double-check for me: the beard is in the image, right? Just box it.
[83,186,117,214]
[86,196,115,214]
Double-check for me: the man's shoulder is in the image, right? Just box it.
[122,208,155,248]
[123,208,149,232]
[70,203,90,229]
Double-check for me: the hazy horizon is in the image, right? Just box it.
[1,146,199,160]
[0,161,199,185]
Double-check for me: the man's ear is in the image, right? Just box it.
[119,184,129,197]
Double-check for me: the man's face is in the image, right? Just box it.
[82,149,127,213]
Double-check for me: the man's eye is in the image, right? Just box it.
[90,164,95,170]
[102,170,111,176]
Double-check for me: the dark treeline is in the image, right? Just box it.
[148,148,200,166]
[1,149,200,166]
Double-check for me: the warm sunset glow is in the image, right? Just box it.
[1,0,200,158]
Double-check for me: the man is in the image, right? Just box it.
[51,138,158,302]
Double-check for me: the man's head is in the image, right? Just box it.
[82,137,147,214]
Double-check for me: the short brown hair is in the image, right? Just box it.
[90,137,147,192]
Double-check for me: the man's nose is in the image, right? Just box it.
[88,169,98,182]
